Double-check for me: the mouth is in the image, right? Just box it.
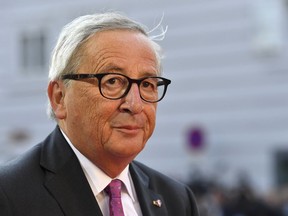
[114,125,143,135]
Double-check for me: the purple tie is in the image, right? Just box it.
[105,179,125,216]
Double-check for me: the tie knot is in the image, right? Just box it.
[105,179,122,198]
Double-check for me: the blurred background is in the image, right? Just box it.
[1,0,288,215]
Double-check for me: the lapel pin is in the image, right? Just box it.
[152,199,162,208]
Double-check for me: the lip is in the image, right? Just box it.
[114,125,143,134]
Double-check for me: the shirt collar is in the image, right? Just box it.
[60,129,136,202]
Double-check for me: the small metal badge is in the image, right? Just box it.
[152,199,162,207]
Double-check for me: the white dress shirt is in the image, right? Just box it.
[61,130,142,216]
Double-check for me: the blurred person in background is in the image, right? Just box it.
[221,184,283,216]
[188,176,285,216]
[0,12,199,216]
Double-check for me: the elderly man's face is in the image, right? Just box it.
[59,30,158,171]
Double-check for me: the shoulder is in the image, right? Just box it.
[0,143,44,213]
[0,143,44,190]
[131,160,186,189]
[0,125,66,181]
[130,160,193,198]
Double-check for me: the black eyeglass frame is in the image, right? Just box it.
[61,73,171,103]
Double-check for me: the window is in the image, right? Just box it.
[20,31,46,74]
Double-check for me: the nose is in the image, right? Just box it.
[120,83,143,114]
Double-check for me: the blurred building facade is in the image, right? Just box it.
[1,0,288,195]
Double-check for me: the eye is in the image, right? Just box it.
[101,74,130,93]
[141,78,157,91]
[103,75,125,87]
[107,77,119,85]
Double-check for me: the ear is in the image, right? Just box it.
[47,81,67,120]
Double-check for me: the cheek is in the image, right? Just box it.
[66,86,108,132]
[66,89,92,120]
[144,105,157,139]
[87,101,118,139]
[74,99,118,154]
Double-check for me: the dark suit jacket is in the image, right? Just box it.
[0,127,198,216]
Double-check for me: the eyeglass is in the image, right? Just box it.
[61,73,171,103]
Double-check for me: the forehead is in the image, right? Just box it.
[79,30,159,74]
[86,29,153,49]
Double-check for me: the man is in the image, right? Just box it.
[0,12,198,216]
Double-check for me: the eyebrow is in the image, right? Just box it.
[99,63,158,77]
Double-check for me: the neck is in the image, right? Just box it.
[93,156,133,178]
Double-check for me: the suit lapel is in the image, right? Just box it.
[39,127,169,215]
[40,127,103,216]
[130,162,168,216]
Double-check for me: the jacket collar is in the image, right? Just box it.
[40,126,103,216]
